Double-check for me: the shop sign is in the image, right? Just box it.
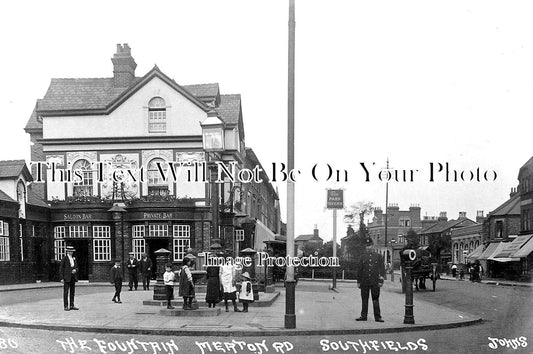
[64,213,93,221]
[143,212,175,220]
[326,189,344,209]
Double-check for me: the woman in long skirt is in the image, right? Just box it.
[205,264,222,308]
[219,262,241,312]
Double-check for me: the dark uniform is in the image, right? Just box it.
[356,239,385,322]
[126,254,139,290]
[139,255,152,290]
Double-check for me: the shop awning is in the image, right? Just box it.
[254,219,276,251]
[466,244,484,261]
[488,242,520,262]
[512,234,533,258]
[493,234,533,258]
[477,242,501,261]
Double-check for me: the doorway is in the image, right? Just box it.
[145,238,170,279]
[33,239,46,280]
[67,240,90,280]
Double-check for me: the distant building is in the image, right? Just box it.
[419,211,477,270]
[484,190,521,242]
[295,225,324,250]
[367,204,422,265]
[518,157,533,235]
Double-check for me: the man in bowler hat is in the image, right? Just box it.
[60,246,79,311]
[356,238,385,322]
[126,252,139,291]
[139,253,153,290]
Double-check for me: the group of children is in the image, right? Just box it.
[108,258,254,312]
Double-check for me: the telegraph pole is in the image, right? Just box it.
[384,158,389,280]
[285,0,296,329]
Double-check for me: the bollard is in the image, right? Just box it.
[403,265,415,324]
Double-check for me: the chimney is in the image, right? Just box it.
[510,187,517,198]
[458,211,467,219]
[112,43,137,87]
[438,211,448,221]
[313,224,319,237]
[476,210,485,224]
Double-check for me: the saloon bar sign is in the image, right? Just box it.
[326,189,344,209]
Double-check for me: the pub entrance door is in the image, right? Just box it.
[67,240,90,280]
[146,238,170,279]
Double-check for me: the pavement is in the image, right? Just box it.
[0,280,482,336]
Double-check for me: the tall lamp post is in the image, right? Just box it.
[200,110,225,246]
[108,204,127,277]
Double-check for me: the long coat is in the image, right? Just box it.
[126,258,139,275]
[205,266,222,303]
[59,255,79,283]
[356,250,385,286]
[139,258,152,275]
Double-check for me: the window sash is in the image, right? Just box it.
[93,226,110,238]
[132,238,146,259]
[0,237,9,261]
[235,229,244,241]
[149,110,167,133]
[93,239,111,261]
[0,220,3,236]
[148,224,168,237]
[132,225,145,238]
[173,238,190,261]
[54,226,65,239]
[54,239,65,261]
[173,225,190,238]
[69,225,89,238]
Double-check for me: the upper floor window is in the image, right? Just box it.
[147,158,169,196]
[73,159,93,196]
[148,97,167,133]
[399,218,411,227]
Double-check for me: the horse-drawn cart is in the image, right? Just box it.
[401,247,439,292]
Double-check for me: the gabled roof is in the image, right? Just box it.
[0,160,32,181]
[182,83,220,103]
[27,187,49,208]
[489,193,521,217]
[33,66,211,118]
[295,234,324,242]
[0,189,16,203]
[518,156,533,179]
[420,218,476,235]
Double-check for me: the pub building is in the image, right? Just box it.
[10,43,282,284]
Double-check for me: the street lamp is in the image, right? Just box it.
[108,203,127,277]
[200,110,225,245]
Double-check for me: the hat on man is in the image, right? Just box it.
[66,246,75,252]
[364,238,373,246]
[241,272,251,280]
[128,252,135,255]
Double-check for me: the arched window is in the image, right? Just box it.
[73,159,93,196]
[148,97,166,133]
[147,158,169,196]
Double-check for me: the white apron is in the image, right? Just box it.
[220,264,236,293]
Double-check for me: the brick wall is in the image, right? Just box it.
[0,262,36,284]
[29,132,46,200]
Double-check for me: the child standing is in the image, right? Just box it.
[110,259,123,303]
[178,257,195,310]
[239,272,254,312]
[163,264,176,309]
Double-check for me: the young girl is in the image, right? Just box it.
[178,257,195,310]
[239,272,254,312]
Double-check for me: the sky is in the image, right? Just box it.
[0,0,532,241]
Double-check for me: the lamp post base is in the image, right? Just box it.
[284,279,296,329]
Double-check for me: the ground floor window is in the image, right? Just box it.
[0,237,9,261]
[93,226,111,261]
[70,225,89,238]
[149,224,168,237]
[132,238,146,259]
[173,225,190,261]
[54,239,65,261]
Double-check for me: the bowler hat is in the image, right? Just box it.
[66,246,75,252]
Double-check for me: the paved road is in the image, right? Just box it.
[0,280,531,353]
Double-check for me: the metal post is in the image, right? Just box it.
[209,160,220,244]
[384,158,389,281]
[403,265,415,324]
[285,0,296,330]
[332,209,337,289]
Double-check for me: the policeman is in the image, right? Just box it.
[355,238,385,322]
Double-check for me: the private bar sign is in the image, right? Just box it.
[326,189,343,209]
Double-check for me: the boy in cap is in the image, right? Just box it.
[239,272,254,312]
[110,259,123,303]
[60,245,79,311]
[355,238,385,322]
